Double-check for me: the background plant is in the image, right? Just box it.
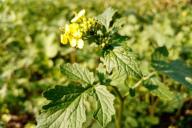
[0,0,192,128]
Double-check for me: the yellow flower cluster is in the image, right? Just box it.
[60,9,96,49]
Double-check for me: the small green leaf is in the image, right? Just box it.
[103,46,142,79]
[94,85,115,127]
[145,78,174,100]
[153,60,192,90]
[60,63,95,86]
[96,7,117,31]
[37,85,91,128]
[152,46,169,62]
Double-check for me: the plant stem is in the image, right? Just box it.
[123,72,156,99]
[116,98,124,128]
[112,86,124,101]
[132,72,156,89]
[70,49,76,63]
[111,86,124,128]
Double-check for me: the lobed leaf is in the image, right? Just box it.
[94,85,115,127]
[60,63,95,86]
[103,46,142,79]
[37,85,91,128]
[37,84,116,128]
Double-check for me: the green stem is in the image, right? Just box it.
[70,49,76,63]
[117,99,124,128]
[111,86,124,128]
[123,72,156,98]
[132,72,156,89]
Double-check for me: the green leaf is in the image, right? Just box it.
[112,17,127,30]
[94,85,115,127]
[144,78,174,100]
[60,63,95,86]
[152,46,192,90]
[97,7,117,31]
[153,60,192,90]
[110,33,129,45]
[42,85,85,109]
[151,46,169,62]
[103,46,142,79]
[37,85,116,128]
[37,85,91,128]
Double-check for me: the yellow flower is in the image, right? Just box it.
[60,9,96,49]
[79,18,96,33]
[80,22,88,32]
[71,9,85,23]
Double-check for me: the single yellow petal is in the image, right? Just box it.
[71,9,85,23]
[77,39,84,49]
[60,34,68,44]
[69,38,77,47]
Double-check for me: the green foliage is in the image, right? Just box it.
[103,46,142,79]
[93,85,115,127]
[37,86,88,128]
[152,46,192,90]
[1,0,192,128]
[42,85,86,109]
[144,78,174,100]
[153,60,192,90]
[37,63,116,128]
[37,7,192,128]
[97,7,117,31]
[60,63,95,86]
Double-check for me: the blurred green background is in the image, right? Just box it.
[0,0,192,128]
